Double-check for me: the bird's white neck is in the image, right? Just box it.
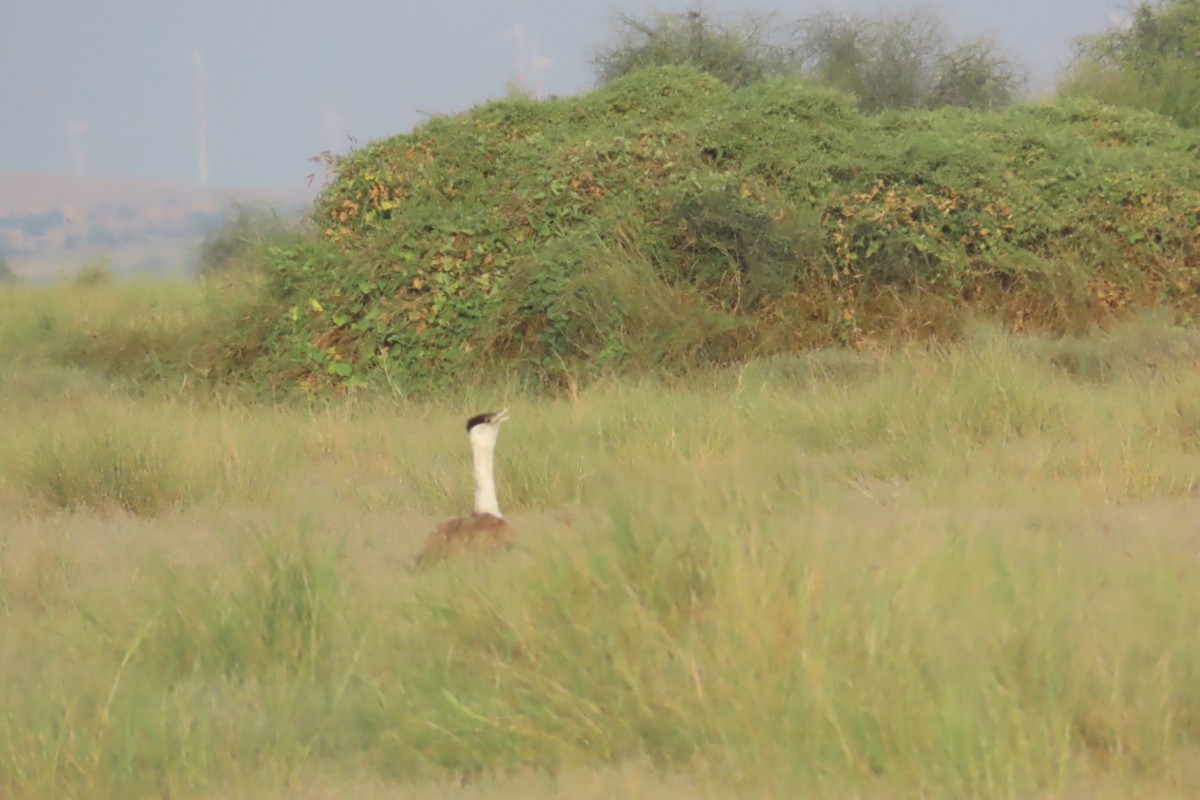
[471,438,502,518]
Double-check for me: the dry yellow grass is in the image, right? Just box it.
[3,295,1200,799]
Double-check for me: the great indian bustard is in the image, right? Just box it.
[413,409,516,567]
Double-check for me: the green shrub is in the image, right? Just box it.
[74,255,114,286]
[592,8,1024,112]
[797,8,1024,112]
[1062,0,1200,128]
[217,68,1200,395]
[193,202,299,277]
[0,255,18,285]
[592,10,793,89]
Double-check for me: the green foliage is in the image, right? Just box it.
[193,202,298,277]
[142,526,340,681]
[0,400,295,515]
[797,8,1024,111]
[230,67,1200,395]
[74,255,114,286]
[0,255,17,285]
[7,323,1200,797]
[10,411,199,515]
[593,8,1024,112]
[930,40,1023,110]
[1063,0,1200,128]
[592,10,794,89]
[0,280,235,390]
[663,174,825,309]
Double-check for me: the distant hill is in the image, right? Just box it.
[0,172,311,280]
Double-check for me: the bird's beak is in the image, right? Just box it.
[493,408,510,425]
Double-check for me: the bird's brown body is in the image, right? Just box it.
[414,512,515,567]
[411,409,515,569]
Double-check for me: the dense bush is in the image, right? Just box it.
[0,255,17,285]
[1062,0,1200,128]
[224,67,1200,394]
[592,10,793,89]
[194,202,298,277]
[796,9,1024,111]
[594,8,1023,112]
[74,255,114,286]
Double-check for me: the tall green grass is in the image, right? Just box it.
[0,399,309,514]
[3,312,1200,798]
[0,280,206,381]
[0,276,274,394]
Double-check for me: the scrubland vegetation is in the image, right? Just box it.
[4,3,1200,798]
[228,65,1199,395]
[1062,0,1200,129]
[4,284,1200,800]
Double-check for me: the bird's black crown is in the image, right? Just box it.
[466,412,498,431]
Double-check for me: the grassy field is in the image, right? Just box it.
[2,282,1200,799]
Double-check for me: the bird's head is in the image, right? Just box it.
[467,408,509,449]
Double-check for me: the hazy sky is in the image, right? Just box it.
[3,0,1124,191]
